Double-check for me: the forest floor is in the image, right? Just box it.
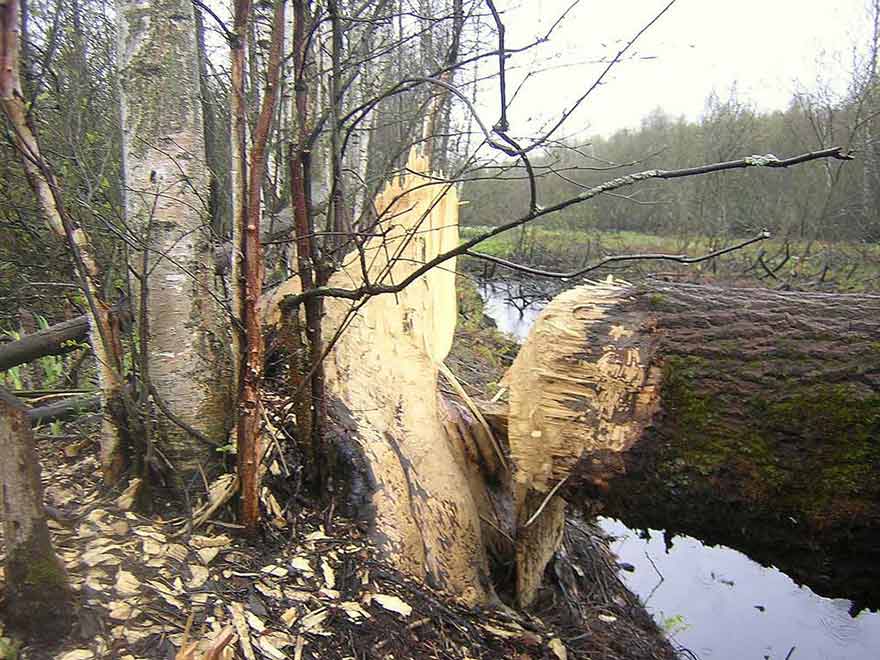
[1,366,677,660]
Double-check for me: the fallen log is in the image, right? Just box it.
[502,279,880,608]
[26,394,101,425]
[0,302,127,372]
[0,315,89,371]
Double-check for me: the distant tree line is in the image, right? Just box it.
[461,85,880,245]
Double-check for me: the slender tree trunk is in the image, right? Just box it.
[237,0,286,536]
[0,386,72,638]
[118,0,233,489]
[2,0,128,483]
[230,0,251,397]
[286,0,328,493]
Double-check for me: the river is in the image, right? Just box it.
[478,281,880,660]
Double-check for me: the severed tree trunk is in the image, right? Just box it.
[118,0,233,488]
[0,387,72,638]
[264,153,499,604]
[501,280,880,606]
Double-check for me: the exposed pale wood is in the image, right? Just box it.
[500,279,880,607]
[321,152,491,603]
[267,152,495,604]
[501,280,662,498]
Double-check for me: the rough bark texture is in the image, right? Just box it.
[0,387,72,638]
[118,0,232,486]
[504,279,880,608]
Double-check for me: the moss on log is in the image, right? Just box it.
[503,279,880,607]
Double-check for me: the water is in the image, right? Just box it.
[477,281,546,342]
[478,280,880,660]
[601,518,880,660]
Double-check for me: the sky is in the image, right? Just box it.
[478,0,874,140]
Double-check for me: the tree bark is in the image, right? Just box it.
[0,386,72,638]
[26,394,100,424]
[501,279,880,607]
[118,0,233,489]
[2,0,128,483]
[0,315,88,371]
[0,302,127,372]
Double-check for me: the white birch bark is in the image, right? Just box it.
[118,0,232,484]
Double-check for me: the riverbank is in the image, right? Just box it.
[460,226,880,293]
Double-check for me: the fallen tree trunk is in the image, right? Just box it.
[0,302,127,372]
[0,315,89,371]
[502,279,880,608]
[27,394,101,424]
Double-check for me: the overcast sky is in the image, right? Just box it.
[480,0,873,140]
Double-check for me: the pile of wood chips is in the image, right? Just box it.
[1,408,675,660]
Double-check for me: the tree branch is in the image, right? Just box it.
[467,230,771,279]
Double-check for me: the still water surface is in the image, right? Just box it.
[478,281,880,660]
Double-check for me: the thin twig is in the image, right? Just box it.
[468,231,771,279]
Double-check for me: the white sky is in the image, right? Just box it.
[479,0,873,140]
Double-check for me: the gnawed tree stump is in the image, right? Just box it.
[502,279,880,607]
[265,153,509,605]
[0,387,73,637]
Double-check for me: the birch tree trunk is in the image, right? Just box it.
[0,387,72,638]
[118,0,232,487]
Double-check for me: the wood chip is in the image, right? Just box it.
[116,479,142,510]
[190,534,231,549]
[229,602,256,660]
[320,560,335,589]
[59,651,95,660]
[339,601,370,621]
[289,557,313,576]
[197,547,221,565]
[107,601,137,620]
[115,570,140,596]
[371,594,412,617]
[256,636,286,660]
[141,539,163,555]
[549,638,568,660]
[188,565,210,589]
[260,564,288,577]
[298,608,328,632]
[244,611,266,634]
[280,607,299,627]
[254,580,283,600]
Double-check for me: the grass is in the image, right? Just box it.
[460,225,880,291]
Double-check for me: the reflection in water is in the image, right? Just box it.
[600,518,880,660]
[477,281,546,342]
[478,281,880,659]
